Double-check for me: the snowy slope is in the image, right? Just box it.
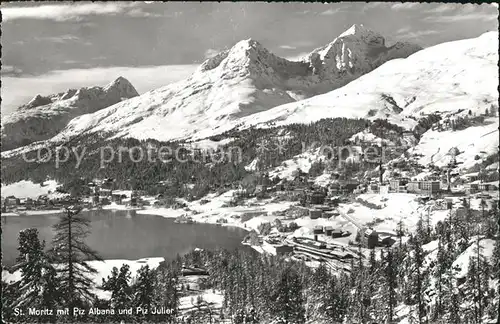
[1,77,139,151]
[409,116,499,170]
[41,24,420,144]
[452,238,495,278]
[233,31,498,131]
[0,180,62,199]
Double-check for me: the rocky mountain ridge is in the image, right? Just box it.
[1,77,139,151]
[35,24,422,145]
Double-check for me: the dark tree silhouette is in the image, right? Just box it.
[49,206,102,310]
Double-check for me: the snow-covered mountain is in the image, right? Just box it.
[1,77,139,151]
[231,31,499,172]
[234,31,498,131]
[45,24,421,143]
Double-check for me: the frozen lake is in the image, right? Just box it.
[1,209,249,266]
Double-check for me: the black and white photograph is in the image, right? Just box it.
[1,2,499,323]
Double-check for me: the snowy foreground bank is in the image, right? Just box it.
[2,257,165,300]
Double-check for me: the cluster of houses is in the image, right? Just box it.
[2,194,80,213]
[460,172,499,194]
[386,175,498,197]
[87,179,149,208]
[261,235,358,262]
[432,108,495,132]
[312,225,346,240]
[464,182,498,194]
[387,179,441,195]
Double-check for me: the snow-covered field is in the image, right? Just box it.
[338,193,428,232]
[452,237,495,278]
[2,209,64,217]
[2,257,164,300]
[409,117,499,170]
[1,180,64,199]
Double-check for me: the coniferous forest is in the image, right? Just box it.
[1,118,405,197]
[2,4,500,324]
[2,201,499,324]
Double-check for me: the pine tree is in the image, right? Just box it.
[153,265,179,321]
[102,264,133,311]
[480,258,492,323]
[464,256,479,323]
[49,206,102,309]
[465,235,488,323]
[490,208,500,322]
[454,214,471,254]
[432,223,453,320]
[369,248,377,275]
[40,266,61,315]
[485,207,498,238]
[270,266,305,324]
[351,266,372,323]
[12,228,61,317]
[416,214,430,245]
[132,265,155,318]
[442,269,461,324]
[324,275,348,323]
[383,249,397,324]
[396,218,406,257]
[408,235,429,324]
[307,263,330,319]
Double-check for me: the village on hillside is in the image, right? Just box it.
[1,2,499,323]
[3,140,498,270]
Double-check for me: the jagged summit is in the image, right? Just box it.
[197,38,271,73]
[198,24,420,85]
[224,38,266,65]
[111,75,130,83]
[37,26,424,145]
[339,24,382,39]
[16,77,138,113]
[25,94,53,110]
[340,24,386,47]
[232,38,264,51]
[105,76,139,96]
[1,77,139,151]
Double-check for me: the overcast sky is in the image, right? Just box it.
[1,2,498,115]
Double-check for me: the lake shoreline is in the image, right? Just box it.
[2,208,253,268]
[3,203,255,233]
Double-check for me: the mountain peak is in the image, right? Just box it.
[235,38,262,48]
[2,77,140,151]
[227,38,265,58]
[340,24,373,37]
[104,76,139,97]
[25,94,53,109]
[337,24,385,46]
[110,76,130,85]
[196,38,266,73]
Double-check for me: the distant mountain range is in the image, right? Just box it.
[5,24,421,147]
[2,25,498,175]
[230,30,498,132]
[1,77,138,151]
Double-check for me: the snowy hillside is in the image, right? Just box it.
[408,117,499,170]
[41,24,420,144]
[233,31,498,131]
[1,77,139,151]
[0,180,62,200]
